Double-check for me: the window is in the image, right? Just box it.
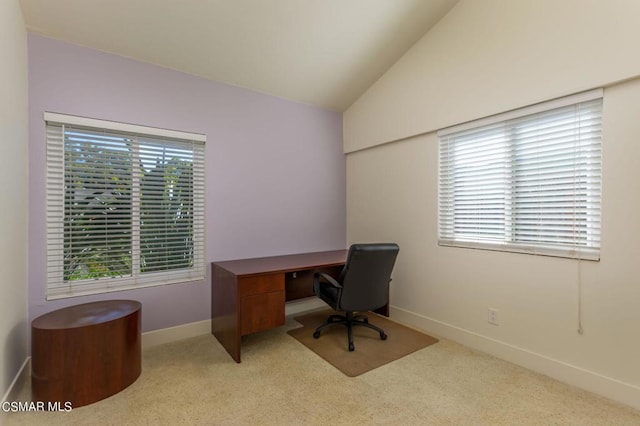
[45,113,206,299]
[438,90,602,260]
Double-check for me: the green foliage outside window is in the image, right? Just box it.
[63,134,194,282]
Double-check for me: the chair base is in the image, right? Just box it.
[312,311,387,351]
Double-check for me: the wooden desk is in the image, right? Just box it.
[211,250,349,362]
[31,300,141,407]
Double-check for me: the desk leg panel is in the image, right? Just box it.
[211,265,241,362]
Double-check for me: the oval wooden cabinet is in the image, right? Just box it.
[31,300,141,408]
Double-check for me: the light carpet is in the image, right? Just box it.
[4,316,640,425]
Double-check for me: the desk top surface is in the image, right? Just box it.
[212,249,348,276]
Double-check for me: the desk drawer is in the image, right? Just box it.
[238,273,284,297]
[240,291,285,335]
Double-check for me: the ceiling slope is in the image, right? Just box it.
[20,0,458,111]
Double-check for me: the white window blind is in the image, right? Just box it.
[46,113,206,299]
[438,90,602,260]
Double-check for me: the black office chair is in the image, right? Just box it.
[312,243,399,352]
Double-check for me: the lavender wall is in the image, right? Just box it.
[28,34,346,334]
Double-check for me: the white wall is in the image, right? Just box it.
[0,0,28,400]
[345,0,640,152]
[345,0,640,410]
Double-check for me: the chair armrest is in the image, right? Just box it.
[313,272,342,297]
[313,272,341,288]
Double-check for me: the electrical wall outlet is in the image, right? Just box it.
[488,308,499,325]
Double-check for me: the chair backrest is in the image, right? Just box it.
[338,243,399,312]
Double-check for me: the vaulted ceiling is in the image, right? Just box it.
[20,0,458,111]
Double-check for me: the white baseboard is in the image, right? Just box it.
[142,319,211,349]
[1,357,30,404]
[390,305,640,411]
[142,300,324,349]
[12,305,636,412]
[9,304,637,412]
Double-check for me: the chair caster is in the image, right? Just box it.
[349,343,355,352]
[313,331,321,339]
[380,332,387,340]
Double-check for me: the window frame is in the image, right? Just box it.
[45,112,206,299]
[437,89,603,261]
